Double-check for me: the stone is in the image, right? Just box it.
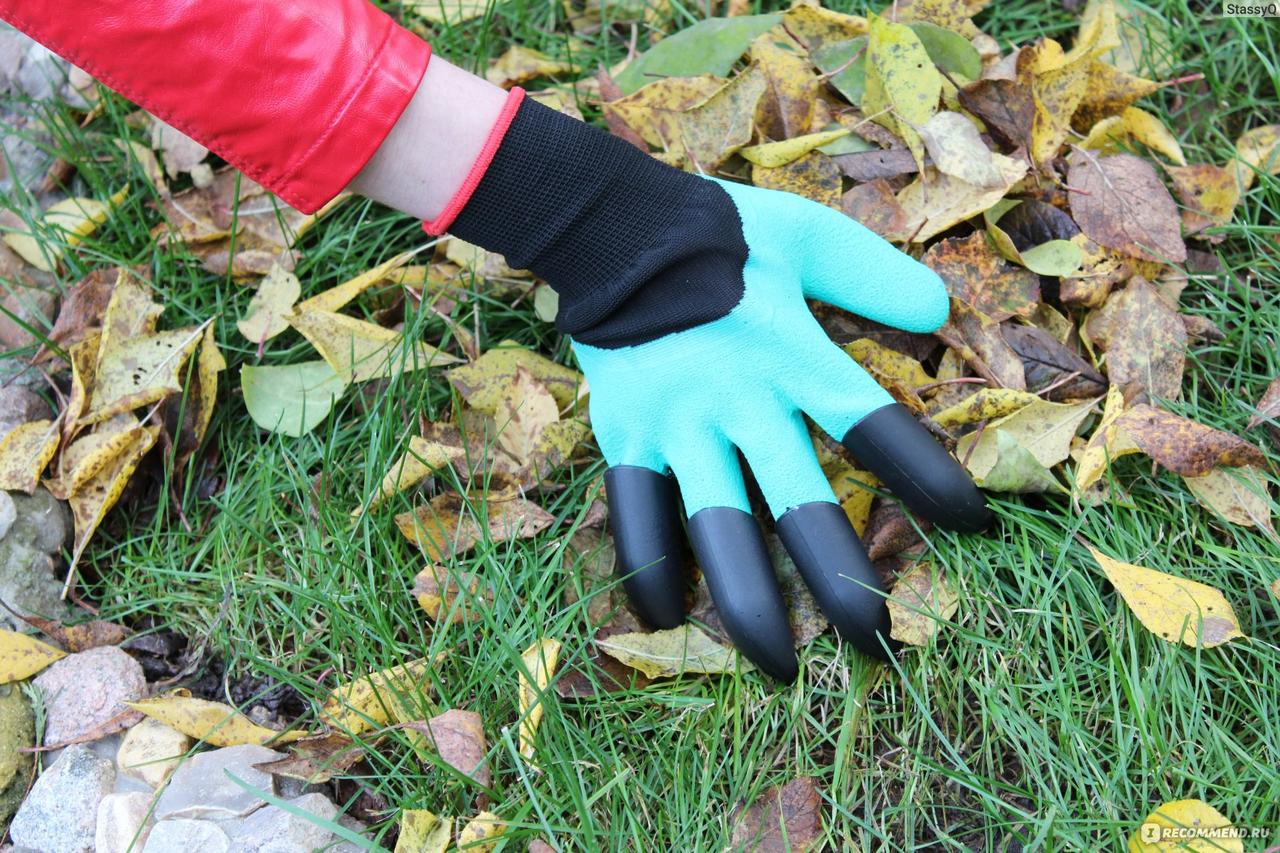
[33,646,147,745]
[10,743,115,852]
[141,819,230,853]
[229,792,337,852]
[95,791,157,853]
[0,285,56,351]
[0,488,71,631]
[153,745,281,820]
[0,493,14,545]
[0,385,53,443]
[118,717,191,789]
[0,683,35,834]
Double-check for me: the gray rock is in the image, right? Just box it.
[95,791,157,853]
[0,386,53,440]
[274,773,324,801]
[0,488,71,631]
[10,743,115,853]
[153,745,282,821]
[229,792,337,852]
[142,819,230,853]
[0,493,14,543]
[33,646,147,745]
[0,285,56,352]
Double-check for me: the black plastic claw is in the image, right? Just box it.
[776,501,899,662]
[843,403,992,533]
[686,507,798,682]
[605,466,687,629]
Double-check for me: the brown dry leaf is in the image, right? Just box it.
[410,708,489,786]
[22,617,129,653]
[0,629,67,684]
[888,562,959,646]
[0,419,60,493]
[1233,123,1279,192]
[253,732,365,784]
[957,77,1033,150]
[923,232,1040,321]
[395,492,555,562]
[751,151,841,208]
[606,76,727,151]
[494,367,560,466]
[957,397,1098,482]
[236,262,300,344]
[128,693,304,747]
[33,266,117,362]
[456,812,505,852]
[1068,151,1187,263]
[831,148,920,182]
[413,564,490,624]
[446,344,583,415]
[321,658,435,735]
[749,29,818,141]
[151,119,211,183]
[68,424,159,569]
[1114,405,1268,476]
[863,502,928,560]
[1165,163,1241,235]
[1183,466,1274,533]
[82,325,205,424]
[943,302,1027,390]
[917,111,1006,187]
[677,62,768,170]
[1089,546,1244,648]
[890,153,1027,243]
[1084,277,1186,401]
[288,308,460,384]
[486,46,576,89]
[728,777,823,853]
[1247,378,1280,431]
[1002,323,1107,401]
[841,179,908,237]
[518,638,561,762]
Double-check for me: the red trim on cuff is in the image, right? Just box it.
[422,86,526,236]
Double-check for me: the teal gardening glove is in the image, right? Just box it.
[442,96,990,681]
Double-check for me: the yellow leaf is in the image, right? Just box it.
[888,562,958,647]
[597,624,751,678]
[1166,163,1241,234]
[518,638,561,762]
[83,325,205,425]
[1023,39,1090,166]
[190,323,226,451]
[865,14,940,168]
[360,436,469,516]
[677,62,769,170]
[413,564,486,624]
[891,153,1028,243]
[63,332,101,440]
[45,414,140,500]
[395,493,554,562]
[0,629,67,684]
[395,809,452,853]
[1119,107,1186,165]
[457,811,505,851]
[844,339,933,390]
[1073,384,1141,495]
[1233,124,1279,192]
[237,262,300,343]
[114,138,167,193]
[957,397,1098,481]
[932,388,1040,428]
[0,419,60,493]
[494,367,560,467]
[1089,546,1244,648]
[486,46,576,89]
[3,188,128,271]
[68,424,159,568]
[1128,799,1244,853]
[748,30,819,141]
[127,694,305,747]
[446,344,582,415]
[296,251,415,315]
[751,152,842,209]
[288,309,460,384]
[321,658,434,734]
[781,3,867,51]
[740,129,850,168]
[1183,466,1274,533]
[606,76,727,151]
[96,270,163,361]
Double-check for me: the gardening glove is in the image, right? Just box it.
[437,95,992,682]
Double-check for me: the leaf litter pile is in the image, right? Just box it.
[0,0,1277,847]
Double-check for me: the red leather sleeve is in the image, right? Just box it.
[0,0,431,213]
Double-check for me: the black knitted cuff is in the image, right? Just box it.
[448,97,748,348]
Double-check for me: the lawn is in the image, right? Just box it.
[2,0,1278,850]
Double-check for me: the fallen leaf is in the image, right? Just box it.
[236,262,300,343]
[448,345,582,414]
[749,29,819,141]
[888,562,958,646]
[253,732,365,784]
[1074,61,1159,129]
[942,302,1028,390]
[1068,151,1187,263]
[976,429,1066,492]
[494,367,560,466]
[1127,799,1243,853]
[410,708,489,786]
[21,617,129,653]
[413,564,490,624]
[240,360,348,437]
[740,130,849,168]
[891,153,1027,243]
[296,252,415,315]
[917,111,1005,187]
[751,151,842,207]
[599,624,752,678]
[1089,546,1243,648]
[486,46,576,89]
[782,4,867,53]
[1114,405,1267,476]
[33,266,117,362]
[395,809,452,853]
[0,629,67,684]
[931,388,1039,428]
[288,308,459,384]
[0,419,59,493]
[1183,466,1274,533]
[923,232,1040,321]
[128,694,304,747]
[1233,123,1279,192]
[841,179,908,237]
[729,777,823,852]
[957,77,1033,149]
[1002,324,1107,401]
[321,658,434,734]
[605,76,727,151]
[1073,384,1141,495]
[3,189,127,271]
[1084,277,1186,401]
[957,397,1097,481]
[1165,163,1241,235]
[151,119,210,182]
[1020,39,1091,166]
[677,62,769,170]
[612,14,781,94]
[518,638,561,762]
[395,492,555,562]
[863,14,941,168]
[456,812,505,852]
[830,148,920,182]
[68,424,159,571]
[1247,377,1280,431]
[83,325,205,424]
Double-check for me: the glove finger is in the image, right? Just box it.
[728,408,835,520]
[797,202,950,334]
[844,403,991,533]
[776,501,899,662]
[604,465,687,629]
[686,506,798,683]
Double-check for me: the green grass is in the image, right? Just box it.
[3,0,1279,849]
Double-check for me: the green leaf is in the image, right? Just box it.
[812,36,867,106]
[908,21,982,81]
[1020,239,1085,276]
[597,624,753,678]
[241,361,348,437]
[613,14,781,94]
